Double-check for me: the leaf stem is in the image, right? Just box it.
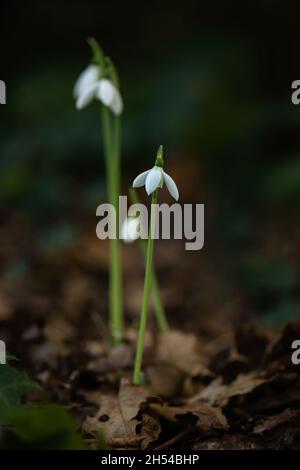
[89,38,123,345]
[129,188,169,332]
[101,107,123,346]
[133,190,158,384]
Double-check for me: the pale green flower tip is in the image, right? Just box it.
[155,145,164,167]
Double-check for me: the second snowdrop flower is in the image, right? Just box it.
[74,66,123,115]
[133,150,179,201]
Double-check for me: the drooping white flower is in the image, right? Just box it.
[74,65,123,115]
[132,165,179,201]
[73,65,100,99]
[121,217,140,243]
[97,79,123,115]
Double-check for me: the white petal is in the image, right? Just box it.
[73,65,100,99]
[162,170,179,201]
[75,81,100,109]
[97,79,116,106]
[132,170,150,188]
[145,167,163,195]
[121,218,140,243]
[109,89,123,115]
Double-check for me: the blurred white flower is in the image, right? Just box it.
[121,217,140,243]
[133,166,179,201]
[73,65,100,99]
[74,65,123,115]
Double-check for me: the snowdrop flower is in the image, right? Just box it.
[74,65,123,115]
[132,157,179,201]
[121,217,140,243]
[73,64,100,99]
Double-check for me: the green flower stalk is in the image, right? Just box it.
[74,38,123,345]
[132,145,179,384]
[133,188,157,385]
[127,187,169,333]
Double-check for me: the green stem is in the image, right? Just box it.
[129,188,169,332]
[151,276,169,332]
[101,107,123,346]
[133,190,158,384]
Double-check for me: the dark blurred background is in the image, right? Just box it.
[1,0,300,328]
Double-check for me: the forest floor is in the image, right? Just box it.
[1,214,300,450]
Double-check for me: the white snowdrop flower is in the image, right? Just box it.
[75,81,100,110]
[133,165,179,201]
[96,79,123,115]
[74,66,123,115]
[121,217,140,243]
[73,64,100,99]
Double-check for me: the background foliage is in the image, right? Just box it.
[1,2,300,337]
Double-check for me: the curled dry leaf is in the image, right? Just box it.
[194,372,269,408]
[137,412,162,449]
[195,369,300,416]
[144,400,228,435]
[83,378,160,449]
[182,365,215,398]
[212,347,251,383]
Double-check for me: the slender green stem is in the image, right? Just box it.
[89,39,123,345]
[111,114,123,345]
[133,190,158,384]
[151,276,169,332]
[101,107,123,346]
[129,188,169,332]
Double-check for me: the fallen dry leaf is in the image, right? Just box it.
[193,371,269,407]
[145,400,228,435]
[83,378,160,449]
[213,347,251,383]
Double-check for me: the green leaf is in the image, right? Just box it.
[0,404,86,450]
[0,365,37,409]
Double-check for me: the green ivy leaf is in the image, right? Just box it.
[0,404,86,450]
[0,365,37,409]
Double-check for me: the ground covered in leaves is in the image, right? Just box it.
[1,220,300,450]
